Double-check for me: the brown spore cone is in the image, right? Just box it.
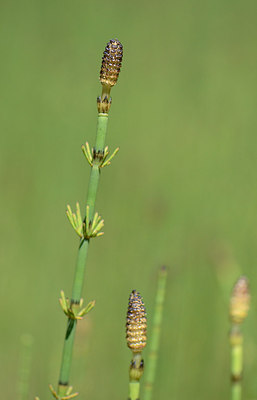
[126,290,147,352]
[100,39,123,87]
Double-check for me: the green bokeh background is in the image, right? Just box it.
[0,0,257,399]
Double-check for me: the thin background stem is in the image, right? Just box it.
[144,266,167,400]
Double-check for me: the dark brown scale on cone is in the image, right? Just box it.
[126,290,147,352]
[100,39,123,87]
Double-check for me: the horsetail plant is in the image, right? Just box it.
[229,276,250,400]
[144,266,167,400]
[41,39,123,400]
[126,290,147,400]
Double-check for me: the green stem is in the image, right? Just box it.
[129,382,140,400]
[230,325,243,400]
[95,113,108,151]
[144,266,167,400]
[57,112,109,394]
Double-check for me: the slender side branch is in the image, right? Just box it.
[144,266,167,400]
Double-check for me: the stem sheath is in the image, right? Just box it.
[129,353,144,400]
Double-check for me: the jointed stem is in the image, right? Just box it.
[57,113,108,395]
[144,266,167,400]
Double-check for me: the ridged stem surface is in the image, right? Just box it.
[144,267,167,400]
[57,113,108,394]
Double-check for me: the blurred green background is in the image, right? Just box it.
[0,0,257,399]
